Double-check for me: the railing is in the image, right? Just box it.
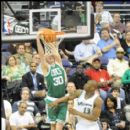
[104,4,130,23]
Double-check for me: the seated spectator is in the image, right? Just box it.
[2,56,27,81]
[107,47,129,83]
[13,44,32,66]
[100,118,112,130]
[110,13,125,34]
[21,62,46,100]
[12,87,44,127]
[109,81,126,101]
[97,28,121,65]
[2,56,27,101]
[69,64,89,89]
[109,87,126,111]
[101,96,126,130]
[12,87,40,117]
[9,101,37,130]
[100,22,122,40]
[66,82,77,95]
[74,39,102,65]
[120,31,130,59]
[84,58,114,92]
[24,42,37,55]
[125,22,130,33]
[94,1,113,24]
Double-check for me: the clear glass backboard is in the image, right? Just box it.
[2,1,93,42]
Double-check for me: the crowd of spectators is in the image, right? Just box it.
[1,1,130,130]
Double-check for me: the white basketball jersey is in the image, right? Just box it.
[75,90,101,130]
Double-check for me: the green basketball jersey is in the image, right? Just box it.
[45,63,67,98]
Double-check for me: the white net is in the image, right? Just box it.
[40,35,64,54]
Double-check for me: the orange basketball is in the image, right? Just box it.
[38,28,64,43]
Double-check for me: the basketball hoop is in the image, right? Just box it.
[38,28,64,54]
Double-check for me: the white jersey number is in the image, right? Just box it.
[53,76,64,86]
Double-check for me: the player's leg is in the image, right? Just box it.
[56,102,67,130]
[45,98,57,130]
[51,123,56,130]
[56,122,64,130]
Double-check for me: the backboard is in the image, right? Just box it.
[2,1,93,43]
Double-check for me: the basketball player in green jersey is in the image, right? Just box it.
[36,34,67,130]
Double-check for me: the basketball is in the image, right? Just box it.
[38,28,64,43]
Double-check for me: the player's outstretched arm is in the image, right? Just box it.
[36,34,48,75]
[36,34,45,57]
[48,90,82,108]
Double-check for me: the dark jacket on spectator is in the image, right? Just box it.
[21,72,46,91]
[101,109,126,130]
